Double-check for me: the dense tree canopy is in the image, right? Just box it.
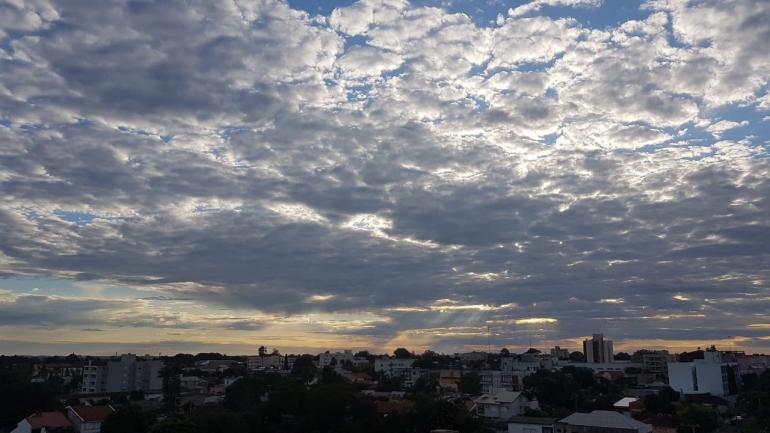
[393,348,412,359]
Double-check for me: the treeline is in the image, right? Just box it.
[103,367,483,433]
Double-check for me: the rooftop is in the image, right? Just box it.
[26,411,73,429]
[68,405,115,422]
[508,416,558,425]
[558,410,651,431]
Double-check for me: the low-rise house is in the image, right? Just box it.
[11,411,73,433]
[375,400,411,417]
[195,359,240,372]
[66,406,115,433]
[555,410,652,433]
[508,416,557,433]
[179,376,208,393]
[474,391,539,421]
[613,397,643,417]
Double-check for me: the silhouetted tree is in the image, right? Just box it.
[457,371,482,395]
[101,404,153,433]
[569,351,586,362]
[393,348,412,359]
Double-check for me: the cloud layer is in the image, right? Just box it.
[0,0,769,355]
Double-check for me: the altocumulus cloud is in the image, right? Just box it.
[0,0,769,354]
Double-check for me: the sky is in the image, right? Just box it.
[0,0,769,357]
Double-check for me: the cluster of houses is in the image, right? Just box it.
[11,405,116,433]
[10,335,770,432]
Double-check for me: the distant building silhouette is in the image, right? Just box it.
[583,334,614,363]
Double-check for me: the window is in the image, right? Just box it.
[542,428,553,433]
[523,428,537,433]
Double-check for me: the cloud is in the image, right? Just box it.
[0,0,769,354]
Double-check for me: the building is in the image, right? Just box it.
[508,416,557,433]
[555,410,652,433]
[10,411,73,433]
[81,360,108,393]
[668,351,741,397]
[374,357,414,377]
[81,354,162,394]
[613,397,644,417]
[630,351,676,377]
[554,360,642,373]
[319,350,355,368]
[481,370,521,393]
[194,359,240,372]
[550,346,570,360]
[473,390,539,421]
[247,355,283,370]
[459,351,488,364]
[66,406,115,433]
[583,334,614,364]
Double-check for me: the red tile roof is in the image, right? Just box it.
[375,400,412,414]
[26,412,73,429]
[68,405,115,422]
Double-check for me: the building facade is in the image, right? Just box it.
[668,352,741,397]
[374,357,414,377]
[583,334,614,364]
[550,346,570,360]
[319,350,355,368]
[81,354,163,394]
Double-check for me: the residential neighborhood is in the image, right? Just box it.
[1,339,769,433]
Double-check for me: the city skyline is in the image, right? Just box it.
[1,0,769,356]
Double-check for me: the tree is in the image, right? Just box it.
[643,394,675,415]
[329,357,338,368]
[679,404,720,432]
[266,378,308,420]
[101,404,152,433]
[457,371,482,395]
[223,376,265,413]
[569,351,586,362]
[678,349,705,362]
[523,348,542,355]
[148,418,199,433]
[561,366,595,389]
[393,348,412,359]
[320,366,343,385]
[258,346,267,357]
[301,383,357,433]
[522,369,582,411]
[190,410,248,433]
[65,353,80,363]
[659,386,681,402]
[290,354,317,383]
[614,352,631,361]
[158,362,182,410]
[271,348,280,356]
[500,348,510,356]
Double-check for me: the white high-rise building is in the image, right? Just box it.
[583,334,614,363]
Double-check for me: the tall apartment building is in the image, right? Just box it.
[81,354,163,394]
[583,334,614,363]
